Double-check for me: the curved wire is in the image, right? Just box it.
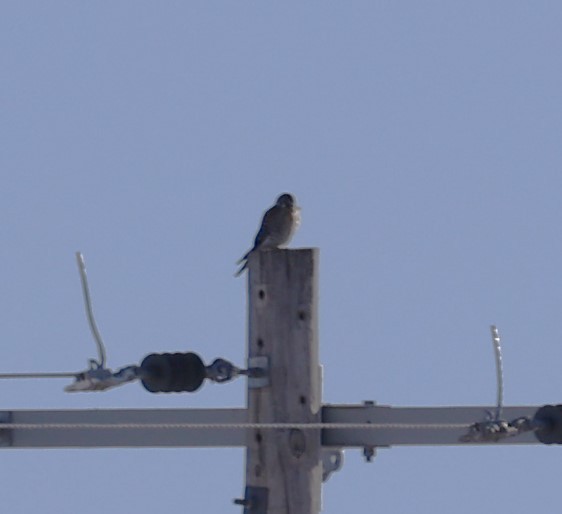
[76,252,107,368]
[490,325,503,421]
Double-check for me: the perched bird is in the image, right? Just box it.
[235,193,301,276]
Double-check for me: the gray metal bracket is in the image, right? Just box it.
[247,356,270,389]
[322,449,344,482]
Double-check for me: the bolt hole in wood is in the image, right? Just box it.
[298,310,306,320]
[255,432,262,443]
[299,395,306,405]
[258,289,265,300]
[257,338,264,349]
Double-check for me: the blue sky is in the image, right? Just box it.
[2,2,562,512]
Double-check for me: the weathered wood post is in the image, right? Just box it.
[242,248,322,514]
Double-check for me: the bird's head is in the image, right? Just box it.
[276,193,295,208]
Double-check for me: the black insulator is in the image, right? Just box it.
[534,404,562,444]
[140,353,172,393]
[140,352,206,393]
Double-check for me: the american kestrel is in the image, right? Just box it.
[235,193,301,276]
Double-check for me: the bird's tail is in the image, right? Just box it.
[234,250,251,277]
[234,260,248,277]
[236,250,251,265]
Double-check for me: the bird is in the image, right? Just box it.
[235,193,301,276]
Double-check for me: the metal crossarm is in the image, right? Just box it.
[0,404,542,449]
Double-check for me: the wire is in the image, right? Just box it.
[0,372,77,379]
[490,325,503,420]
[76,251,107,368]
[0,422,471,430]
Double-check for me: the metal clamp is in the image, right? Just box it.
[460,415,533,443]
[65,363,139,392]
[460,326,533,442]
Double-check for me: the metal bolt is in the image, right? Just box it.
[234,497,251,507]
[362,401,376,462]
[363,445,375,462]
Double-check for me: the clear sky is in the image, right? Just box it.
[2,2,562,512]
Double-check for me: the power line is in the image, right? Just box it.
[0,421,472,431]
[0,372,77,379]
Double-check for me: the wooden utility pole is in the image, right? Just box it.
[242,249,322,514]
